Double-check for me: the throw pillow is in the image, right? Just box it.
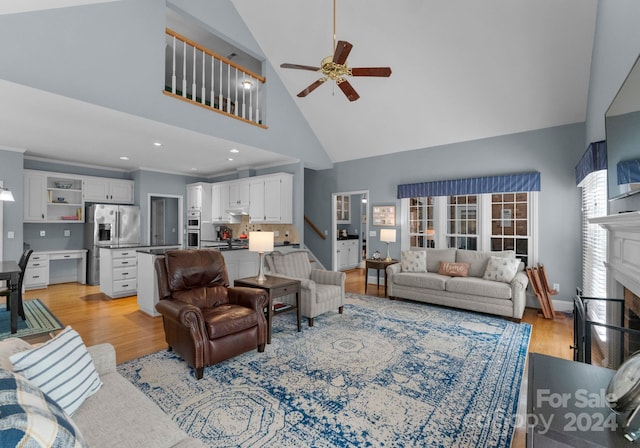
[438,261,470,277]
[401,250,427,272]
[0,337,33,371]
[10,326,102,416]
[0,368,88,447]
[483,256,521,283]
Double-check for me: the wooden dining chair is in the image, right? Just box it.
[0,249,33,320]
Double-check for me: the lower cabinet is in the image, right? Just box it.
[99,248,137,298]
[24,254,50,290]
[337,240,360,271]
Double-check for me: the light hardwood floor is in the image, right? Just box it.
[20,267,574,447]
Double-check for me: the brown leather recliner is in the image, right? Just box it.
[155,249,268,379]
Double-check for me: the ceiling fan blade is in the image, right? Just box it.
[338,80,360,102]
[351,67,392,77]
[281,63,321,72]
[333,40,353,65]
[297,78,326,97]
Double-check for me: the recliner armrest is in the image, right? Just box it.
[156,299,205,331]
[228,287,269,313]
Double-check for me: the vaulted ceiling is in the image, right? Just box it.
[0,0,599,175]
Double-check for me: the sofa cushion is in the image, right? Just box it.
[10,326,102,416]
[391,272,448,291]
[483,256,521,283]
[401,250,427,272]
[456,249,515,278]
[425,248,456,272]
[438,262,470,277]
[0,338,33,371]
[446,277,513,300]
[0,368,88,447]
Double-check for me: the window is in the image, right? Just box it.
[405,192,536,264]
[490,193,530,265]
[408,197,434,248]
[579,170,608,340]
[447,195,477,250]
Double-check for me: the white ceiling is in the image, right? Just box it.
[0,0,599,175]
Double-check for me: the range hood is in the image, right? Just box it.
[225,206,249,216]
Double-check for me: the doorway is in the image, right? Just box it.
[147,194,183,246]
[331,190,369,271]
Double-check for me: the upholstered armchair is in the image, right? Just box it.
[264,250,345,326]
[155,249,268,379]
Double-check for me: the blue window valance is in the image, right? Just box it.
[617,159,640,184]
[397,172,541,199]
[575,140,607,186]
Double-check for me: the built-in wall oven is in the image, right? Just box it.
[186,211,201,248]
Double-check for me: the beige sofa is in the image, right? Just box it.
[387,248,528,320]
[1,339,203,448]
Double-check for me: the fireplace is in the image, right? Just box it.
[588,212,640,367]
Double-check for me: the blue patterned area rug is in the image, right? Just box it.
[118,293,531,447]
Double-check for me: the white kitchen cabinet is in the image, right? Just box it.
[23,171,47,222]
[24,253,50,290]
[99,248,138,298]
[336,195,351,224]
[24,170,84,223]
[211,183,230,223]
[186,182,212,222]
[228,180,250,208]
[336,239,359,271]
[83,177,134,204]
[248,173,293,223]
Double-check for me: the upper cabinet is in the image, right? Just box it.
[336,195,350,224]
[228,180,250,208]
[211,183,230,223]
[186,182,212,222]
[83,177,134,204]
[249,174,293,223]
[24,170,84,223]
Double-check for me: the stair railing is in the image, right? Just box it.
[165,28,266,128]
[304,215,326,240]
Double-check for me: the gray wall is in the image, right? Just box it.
[306,123,585,303]
[0,150,24,260]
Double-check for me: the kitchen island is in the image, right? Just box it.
[135,244,300,316]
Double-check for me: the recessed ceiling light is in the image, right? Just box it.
[228,158,234,161]
[241,80,253,90]
[153,142,162,147]
[230,148,239,153]
[120,156,129,160]
[191,168,197,171]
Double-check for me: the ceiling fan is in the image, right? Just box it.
[280,0,392,102]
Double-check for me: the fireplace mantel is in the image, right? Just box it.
[590,211,640,298]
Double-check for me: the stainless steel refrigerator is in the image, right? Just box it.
[85,204,141,285]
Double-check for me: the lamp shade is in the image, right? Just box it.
[249,231,274,252]
[425,228,435,239]
[0,188,15,202]
[380,229,396,243]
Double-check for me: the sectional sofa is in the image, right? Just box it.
[386,248,528,320]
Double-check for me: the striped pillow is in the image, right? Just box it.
[9,326,102,416]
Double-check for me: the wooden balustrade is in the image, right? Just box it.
[164,28,266,128]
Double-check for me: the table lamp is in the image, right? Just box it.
[380,229,396,262]
[249,231,274,283]
[425,228,435,248]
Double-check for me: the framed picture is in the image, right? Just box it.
[372,205,396,226]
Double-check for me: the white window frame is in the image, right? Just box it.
[401,192,538,266]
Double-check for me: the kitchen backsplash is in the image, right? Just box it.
[226,216,299,243]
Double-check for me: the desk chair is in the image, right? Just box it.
[0,249,33,320]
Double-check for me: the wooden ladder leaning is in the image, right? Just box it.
[526,263,565,320]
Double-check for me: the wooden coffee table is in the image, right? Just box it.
[234,275,301,344]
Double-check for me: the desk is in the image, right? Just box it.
[0,260,21,334]
[365,259,398,297]
[25,250,87,290]
[234,275,301,344]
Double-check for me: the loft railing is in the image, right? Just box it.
[165,28,266,128]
